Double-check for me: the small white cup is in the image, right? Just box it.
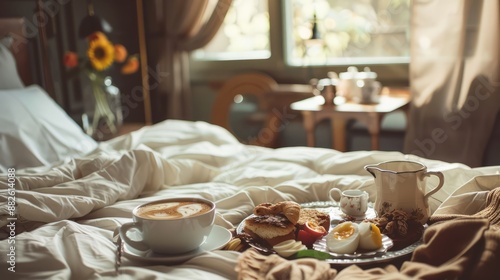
[329,188,369,217]
[119,197,215,255]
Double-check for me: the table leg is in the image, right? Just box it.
[331,117,347,152]
[302,112,316,147]
[371,133,379,150]
[367,113,382,150]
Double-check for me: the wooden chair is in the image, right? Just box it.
[211,72,281,147]
[211,72,315,148]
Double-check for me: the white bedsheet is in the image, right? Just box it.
[1,120,499,279]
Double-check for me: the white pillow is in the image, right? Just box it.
[0,37,25,89]
[0,85,98,170]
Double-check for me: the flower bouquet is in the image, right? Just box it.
[64,31,138,140]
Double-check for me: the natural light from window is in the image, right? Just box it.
[193,0,410,66]
[287,0,411,66]
[192,0,270,61]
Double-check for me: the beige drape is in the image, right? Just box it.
[155,0,232,120]
[404,0,500,167]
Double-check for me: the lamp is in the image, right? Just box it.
[78,0,112,38]
[310,12,320,40]
[303,11,323,60]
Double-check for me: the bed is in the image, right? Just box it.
[1,18,499,280]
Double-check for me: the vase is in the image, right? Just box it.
[82,73,123,141]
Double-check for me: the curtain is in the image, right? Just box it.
[154,0,232,120]
[404,0,500,167]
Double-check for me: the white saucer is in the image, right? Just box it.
[122,225,232,264]
[327,204,376,224]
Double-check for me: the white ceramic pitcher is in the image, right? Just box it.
[364,160,444,225]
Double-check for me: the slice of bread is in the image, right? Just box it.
[244,214,295,246]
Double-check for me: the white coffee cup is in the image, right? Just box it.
[119,197,216,254]
[329,188,369,217]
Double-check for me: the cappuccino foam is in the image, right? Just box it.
[137,201,211,220]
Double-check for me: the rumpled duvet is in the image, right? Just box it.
[0,120,499,279]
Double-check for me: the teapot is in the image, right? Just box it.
[364,160,444,225]
[336,66,360,101]
[336,66,381,103]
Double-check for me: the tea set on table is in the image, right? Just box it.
[310,66,382,105]
[117,160,443,263]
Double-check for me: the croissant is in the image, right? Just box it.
[254,201,301,224]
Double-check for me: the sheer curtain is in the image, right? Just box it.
[404,0,500,167]
[154,0,232,120]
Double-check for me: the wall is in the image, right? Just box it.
[0,0,145,124]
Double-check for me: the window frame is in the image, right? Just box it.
[189,0,409,87]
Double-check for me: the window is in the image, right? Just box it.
[193,0,410,67]
[192,0,270,61]
[286,0,411,66]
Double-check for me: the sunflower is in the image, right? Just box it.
[87,37,115,71]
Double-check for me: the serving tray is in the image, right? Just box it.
[237,201,422,266]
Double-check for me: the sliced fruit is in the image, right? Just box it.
[297,229,317,247]
[304,221,327,238]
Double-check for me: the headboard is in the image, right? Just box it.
[0,17,32,85]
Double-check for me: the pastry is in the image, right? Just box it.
[254,201,301,224]
[367,209,424,250]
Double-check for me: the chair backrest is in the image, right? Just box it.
[211,72,280,147]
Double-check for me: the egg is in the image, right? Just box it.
[326,222,359,254]
[358,221,383,250]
